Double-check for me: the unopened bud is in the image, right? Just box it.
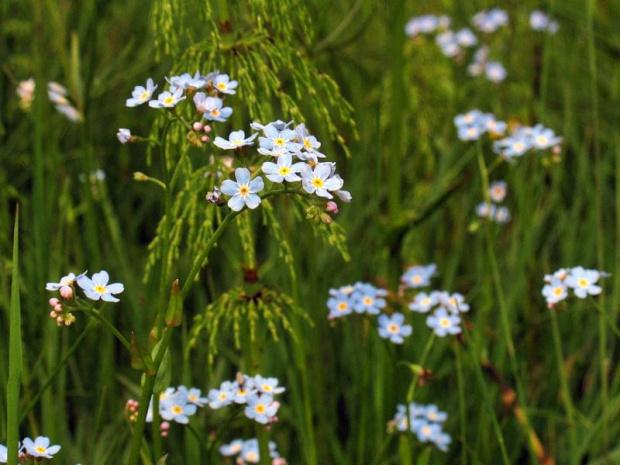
[60,285,73,299]
[192,122,204,131]
[49,298,59,306]
[54,304,63,312]
[203,125,212,133]
[133,172,149,181]
[325,201,339,214]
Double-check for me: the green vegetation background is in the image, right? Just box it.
[1,0,620,463]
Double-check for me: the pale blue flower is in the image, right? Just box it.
[77,270,124,303]
[167,72,206,92]
[214,130,258,150]
[378,312,413,344]
[489,181,507,202]
[117,128,132,144]
[436,31,461,57]
[261,153,305,183]
[233,376,257,404]
[473,9,508,33]
[542,277,568,305]
[194,94,232,122]
[213,74,238,94]
[253,375,286,395]
[426,308,461,337]
[300,163,344,199]
[481,113,507,135]
[327,291,354,318]
[433,432,452,452]
[160,392,197,424]
[476,201,496,219]
[409,291,438,313]
[401,263,437,288]
[220,168,264,211]
[530,124,563,149]
[46,272,86,291]
[126,78,157,107]
[251,120,292,132]
[22,437,61,459]
[220,439,244,456]
[424,404,448,423]
[352,283,387,315]
[184,387,208,407]
[565,267,603,298]
[295,123,325,161]
[412,421,442,443]
[456,28,477,47]
[244,393,279,424]
[393,404,409,431]
[493,136,532,158]
[0,444,6,463]
[149,89,186,108]
[485,62,507,83]
[258,125,302,152]
[440,292,470,313]
[208,381,236,409]
[494,206,511,224]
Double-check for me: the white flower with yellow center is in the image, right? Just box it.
[220,168,265,211]
[22,437,61,459]
[126,78,157,107]
[300,162,344,199]
[214,130,258,150]
[244,394,279,424]
[76,270,124,303]
[46,271,86,291]
[213,74,238,95]
[148,88,185,108]
[378,312,413,344]
[262,153,306,183]
[565,266,603,298]
[426,308,461,337]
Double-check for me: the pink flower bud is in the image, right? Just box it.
[193,122,204,131]
[60,285,73,299]
[50,311,57,318]
[49,298,59,306]
[201,135,209,142]
[54,304,63,312]
[203,125,212,133]
[161,431,168,437]
[56,316,64,324]
[325,201,339,214]
[552,145,561,154]
[161,421,170,431]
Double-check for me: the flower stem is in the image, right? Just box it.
[405,333,435,403]
[86,308,131,350]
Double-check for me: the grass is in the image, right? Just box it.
[1,0,620,463]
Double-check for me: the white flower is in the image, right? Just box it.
[214,130,258,150]
[300,163,344,199]
[149,89,186,108]
[194,94,233,122]
[22,437,61,459]
[261,153,305,183]
[117,128,132,144]
[220,168,265,211]
[76,270,124,303]
[126,78,157,107]
[0,444,7,463]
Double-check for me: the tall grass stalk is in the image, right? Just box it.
[7,208,22,465]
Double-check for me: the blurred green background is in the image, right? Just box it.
[2,0,620,463]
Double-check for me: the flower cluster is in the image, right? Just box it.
[476,180,511,224]
[530,11,559,34]
[472,9,508,33]
[409,290,467,337]
[542,267,609,307]
[404,14,451,38]
[208,374,284,425]
[0,436,62,462]
[454,109,507,141]
[493,124,563,159]
[220,438,286,464]
[138,385,208,427]
[389,402,451,452]
[435,28,477,57]
[16,78,81,121]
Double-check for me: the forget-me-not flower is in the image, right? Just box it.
[126,78,157,107]
[220,168,264,211]
[300,163,344,199]
[261,153,305,183]
[378,313,413,344]
[426,308,462,337]
[77,270,124,302]
[352,283,387,315]
[213,74,238,94]
[565,267,603,298]
[149,89,186,108]
[22,437,61,459]
[214,130,258,150]
[244,393,279,424]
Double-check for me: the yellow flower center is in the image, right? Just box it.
[412,275,422,284]
[428,412,438,420]
[210,109,220,117]
[421,298,431,306]
[514,142,525,151]
[274,137,286,147]
[362,296,374,306]
[255,404,266,414]
[239,185,250,196]
[218,392,228,401]
[35,446,47,453]
[439,317,451,328]
[578,278,589,288]
[449,298,457,307]
[262,384,273,392]
[237,389,247,396]
[337,302,348,312]
[172,405,183,414]
[164,97,175,105]
[140,91,150,100]
[493,187,503,197]
[94,285,107,294]
[387,323,399,334]
[189,394,198,402]
[553,287,564,296]
[247,452,258,461]
[232,139,244,146]
[304,139,313,149]
[421,426,431,435]
[217,82,227,90]
[464,115,474,124]
[278,166,291,175]
[536,135,548,145]
[312,178,324,188]
[467,127,477,136]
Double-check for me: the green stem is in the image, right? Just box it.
[593,302,620,340]
[548,307,577,463]
[370,434,394,465]
[86,308,131,350]
[186,422,210,454]
[127,328,174,465]
[453,341,468,465]
[256,424,271,465]
[405,333,435,403]
[20,322,93,423]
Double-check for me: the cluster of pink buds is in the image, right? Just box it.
[192,122,212,143]
[48,298,76,326]
[160,421,170,438]
[125,399,140,422]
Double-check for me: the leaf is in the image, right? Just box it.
[130,332,155,374]
[152,340,171,393]
[7,205,22,465]
[156,454,168,465]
